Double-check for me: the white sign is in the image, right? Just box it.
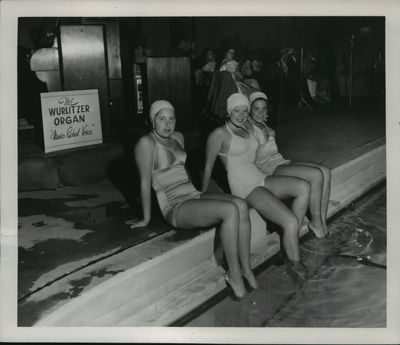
[40,89,103,153]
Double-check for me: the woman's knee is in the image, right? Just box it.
[219,201,239,221]
[231,197,249,215]
[309,167,323,186]
[297,179,311,197]
[283,213,299,234]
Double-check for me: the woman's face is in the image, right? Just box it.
[226,48,235,60]
[250,99,268,123]
[225,60,238,73]
[206,50,215,62]
[229,105,249,126]
[153,108,176,138]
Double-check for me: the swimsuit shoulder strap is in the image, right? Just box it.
[224,123,234,136]
[150,132,161,145]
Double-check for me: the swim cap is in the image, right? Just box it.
[149,100,174,122]
[226,93,250,115]
[249,91,268,105]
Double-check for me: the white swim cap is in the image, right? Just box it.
[249,91,268,105]
[149,100,174,122]
[226,93,250,115]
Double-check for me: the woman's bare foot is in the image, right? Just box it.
[308,220,326,238]
[242,270,260,291]
[286,259,309,283]
[224,273,246,300]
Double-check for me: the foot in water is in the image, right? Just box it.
[286,259,309,284]
[308,221,326,239]
[323,220,330,236]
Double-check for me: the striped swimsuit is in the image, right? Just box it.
[251,122,291,176]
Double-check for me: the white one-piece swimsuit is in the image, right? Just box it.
[219,124,266,199]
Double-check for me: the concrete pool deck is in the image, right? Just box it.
[17,99,386,326]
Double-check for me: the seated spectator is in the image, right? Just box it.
[303,52,332,104]
[194,48,217,88]
[220,47,237,66]
[240,55,261,91]
[206,50,262,126]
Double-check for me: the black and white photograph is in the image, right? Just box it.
[1,0,399,343]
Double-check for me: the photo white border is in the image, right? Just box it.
[1,0,400,343]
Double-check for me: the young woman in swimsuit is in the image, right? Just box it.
[131,100,259,299]
[248,91,332,238]
[202,93,311,281]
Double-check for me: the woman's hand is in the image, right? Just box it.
[126,218,150,229]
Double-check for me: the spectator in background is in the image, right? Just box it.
[277,48,302,108]
[194,48,217,88]
[240,53,263,90]
[221,47,236,65]
[194,48,218,117]
[303,50,332,104]
[241,58,253,78]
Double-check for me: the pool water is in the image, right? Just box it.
[186,186,386,327]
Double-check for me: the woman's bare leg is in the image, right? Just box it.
[246,187,301,261]
[286,162,332,234]
[294,162,332,234]
[202,193,259,289]
[273,164,326,237]
[175,198,246,297]
[264,175,311,233]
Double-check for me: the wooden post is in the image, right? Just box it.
[58,25,110,140]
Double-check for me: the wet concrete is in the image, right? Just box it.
[18,266,126,326]
[186,186,386,327]
[18,183,172,300]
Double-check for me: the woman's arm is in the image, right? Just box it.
[202,128,225,192]
[131,135,154,229]
[266,125,276,138]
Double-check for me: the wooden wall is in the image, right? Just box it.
[145,57,193,132]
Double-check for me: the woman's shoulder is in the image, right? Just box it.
[245,121,256,131]
[247,121,261,135]
[211,126,230,138]
[136,134,156,150]
[172,131,184,144]
[250,121,275,137]
[206,126,230,148]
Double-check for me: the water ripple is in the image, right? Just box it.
[302,224,374,258]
